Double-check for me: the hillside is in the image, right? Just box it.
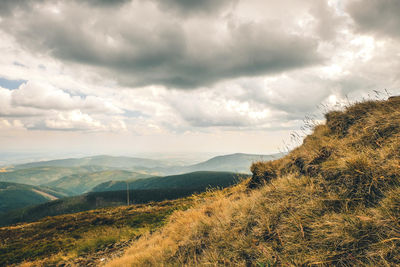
[0,182,70,215]
[0,165,108,186]
[106,98,400,266]
[0,188,201,227]
[151,153,284,175]
[1,171,244,226]
[44,170,152,195]
[0,197,194,266]
[92,171,244,192]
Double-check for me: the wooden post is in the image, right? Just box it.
[126,181,129,205]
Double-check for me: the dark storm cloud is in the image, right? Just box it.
[0,0,36,15]
[0,0,128,15]
[0,0,323,89]
[80,0,130,6]
[346,0,400,38]
[152,0,235,14]
[0,0,231,17]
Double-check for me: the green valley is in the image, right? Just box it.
[44,170,152,195]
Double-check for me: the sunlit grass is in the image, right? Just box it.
[107,98,400,266]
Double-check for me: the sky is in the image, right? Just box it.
[0,0,399,158]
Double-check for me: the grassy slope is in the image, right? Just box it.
[92,171,244,192]
[0,182,70,214]
[107,98,400,266]
[0,197,194,266]
[44,170,152,195]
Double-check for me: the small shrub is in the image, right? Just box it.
[249,161,278,188]
[76,236,117,255]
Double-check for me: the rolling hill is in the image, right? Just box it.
[91,171,246,192]
[44,170,152,195]
[0,171,244,226]
[0,188,198,227]
[0,181,70,215]
[0,165,109,186]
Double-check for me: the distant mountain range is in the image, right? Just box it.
[0,153,283,218]
[14,155,167,170]
[0,153,284,186]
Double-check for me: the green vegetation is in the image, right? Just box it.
[44,170,152,195]
[107,98,400,266]
[0,165,108,185]
[0,171,243,226]
[0,198,193,266]
[0,181,69,215]
[92,171,245,192]
[0,188,206,226]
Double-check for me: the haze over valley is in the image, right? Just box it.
[0,153,282,219]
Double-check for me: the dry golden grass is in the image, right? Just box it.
[0,198,193,266]
[107,98,400,266]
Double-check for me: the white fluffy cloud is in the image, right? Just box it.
[11,81,123,114]
[44,110,104,131]
[0,119,24,130]
[0,81,126,132]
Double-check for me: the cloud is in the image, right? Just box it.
[10,81,122,114]
[309,0,344,40]
[0,0,323,89]
[164,86,302,130]
[0,119,25,130]
[12,82,82,110]
[346,0,400,39]
[0,86,45,117]
[42,110,104,131]
[152,0,236,15]
[0,81,128,132]
[29,110,127,132]
[0,0,130,16]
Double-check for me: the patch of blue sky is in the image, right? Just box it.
[124,110,147,118]
[0,77,27,90]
